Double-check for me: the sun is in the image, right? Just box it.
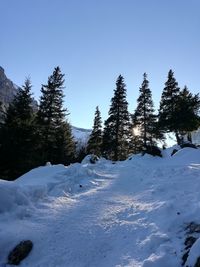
[132,126,140,136]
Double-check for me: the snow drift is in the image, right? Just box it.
[0,147,200,267]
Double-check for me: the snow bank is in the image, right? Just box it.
[16,164,67,186]
[170,147,200,164]
[0,180,30,213]
[1,147,200,266]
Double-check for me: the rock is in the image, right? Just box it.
[195,257,200,267]
[89,155,99,164]
[182,223,200,266]
[186,222,200,234]
[182,250,189,266]
[171,149,178,156]
[7,240,33,265]
[81,154,99,164]
[184,236,197,250]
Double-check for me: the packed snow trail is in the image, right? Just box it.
[1,148,200,266]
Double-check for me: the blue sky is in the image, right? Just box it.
[1,0,200,128]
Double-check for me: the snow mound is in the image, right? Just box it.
[171,147,200,164]
[1,146,200,266]
[0,181,30,214]
[16,164,67,186]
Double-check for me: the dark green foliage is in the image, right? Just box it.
[133,73,161,150]
[102,75,132,160]
[75,145,87,163]
[158,70,181,143]
[176,86,200,141]
[130,134,143,154]
[87,106,102,156]
[0,78,37,180]
[159,70,200,144]
[36,66,75,165]
[142,145,162,157]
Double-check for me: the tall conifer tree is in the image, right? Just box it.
[0,78,36,179]
[158,69,181,143]
[133,73,158,149]
[87,106,102,156]
[36,67,75,165]
[102,75,132,160]
[176,86,200,142]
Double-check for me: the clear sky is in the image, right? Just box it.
[1,0,200,129]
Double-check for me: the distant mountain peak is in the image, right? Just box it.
[0,66,18,107]
[0,66,37,111]
[0,66,5,74]
[72,126,91,150]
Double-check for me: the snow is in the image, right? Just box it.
[190,128,200,145]
[1,148,200,266]
[72,126,91,150]
[185,237,200,266]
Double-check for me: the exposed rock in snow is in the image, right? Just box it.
[8,240,33,265]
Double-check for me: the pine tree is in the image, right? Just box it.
[102,75,132,160]
[176,86,200,142]
[87,106,102,156]
[158,69,181,144]
[36,66,75,165]
[0,78,36,180]
[133,73,159,149]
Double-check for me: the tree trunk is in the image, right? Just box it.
[187,132,192,143]
[175,131,181,145]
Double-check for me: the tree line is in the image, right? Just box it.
[0,67,199,180]
[87,70,200,159]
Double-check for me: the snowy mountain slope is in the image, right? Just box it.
[1,148,200,266]
[72,126,91,149]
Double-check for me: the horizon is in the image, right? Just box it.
[1,0,200,128]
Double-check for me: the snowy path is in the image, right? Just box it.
[1,149,200,266]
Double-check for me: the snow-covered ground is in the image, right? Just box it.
[1,148,200,266]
